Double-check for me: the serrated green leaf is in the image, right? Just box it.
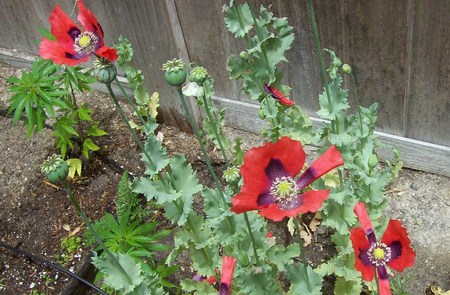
[322,198,357,234]
[132,177,177,203]
[141,135,169,175]
[236,265,283,294]
[224,2,254,38]
[87,122,108,136]
[286,264,322,295]
[317,78,350,120]
[91,252,144,294]
[77,104,93,121]
[180,279,217,294]
[334,277,362,295]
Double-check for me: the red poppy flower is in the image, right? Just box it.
[231,137,344,222]
[193,273,218,285]
[264,84,294,106]
[350,202,416,295]
[38,0,118,66]
[219,256,237,295]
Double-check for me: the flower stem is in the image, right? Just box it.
[176,87,227,205]
[114,79,146,126]
[178,88,260,264]
[243,212,261,265]
[350,73,364,136]
[293,218,312,292]
[374,267,381,295]
[307,0,332,114]
[61,180,133,286]
[105,83,168,188]
[201,92,230,166]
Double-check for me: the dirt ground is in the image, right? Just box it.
[0,61,449,294]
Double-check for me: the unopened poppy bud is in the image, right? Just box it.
[189,66,209,84]
[41,154,69,183]
[369,153,378,168]
[238,251,250,267]
[94,63,117,84]
[342,64,352,74]
[162,58,187,87]
[258,109,266,120]
[239,51,248,60]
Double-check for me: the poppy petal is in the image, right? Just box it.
[259,203,302,222]
[219,256,236,295]
[354,202,374,235]
[48,5,80,52]
[264,84,294,106]
[296,189,329,213]
[231,189,260,214]
[382,220,416,272]
[350,227,375,281]
[378,276,391,295]
[96,46,118,62]
[296,145,344,189]
[38,38,88,66]
[77,0,104,41]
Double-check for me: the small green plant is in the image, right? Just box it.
[57,235,82,267]
[7,54,107,176]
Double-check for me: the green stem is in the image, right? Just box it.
[243,212,261,265]
[293,218,312,292]
[114,79,146,126]
[176,88,227,206]
[105,83,168,189]
[61,180,133,285]
[350,73,364,136]
[198,86,261,265]
[374,267,381,295]
[201,93,230,166]
[306,0,333,117]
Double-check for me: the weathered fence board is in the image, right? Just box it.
[0,0,449,176]
[406,0,450,146]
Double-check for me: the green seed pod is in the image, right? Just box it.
[95,64,117,84]
[189,66,209,84]
[342,64,352,74]
[223,166,240,184]
[162,59,187,87]
[41,154,69,184]
[239,51,248,60]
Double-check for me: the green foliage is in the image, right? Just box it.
[116,172,147,222]
[286,265,323,295]
[92,252,144,294]
[334,277,362,295]
[7,58,106,161]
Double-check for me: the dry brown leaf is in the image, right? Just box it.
[62,224,71,232]
[309,212,321,232]
[70,226,81,236]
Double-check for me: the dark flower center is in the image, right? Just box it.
[270,176,300,210]
[74,32,98,54]
[368,242,392,266]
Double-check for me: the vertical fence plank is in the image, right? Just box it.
[406,0,450,146]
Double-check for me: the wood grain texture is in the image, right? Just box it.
[213,96,450,177]
[406,0,450,146]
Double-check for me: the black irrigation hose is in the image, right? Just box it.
[0,241,108,295]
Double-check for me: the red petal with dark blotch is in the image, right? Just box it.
[96,46,118,62]
[265,85,294,106]
[231,137,306,214]
[382,219,416,272]
[219,256,236,295]
[38,38,87,66]
[296,145,344,189]
[77,0,104,41]
[259,189,328,221]
[48,5,79,52]
[378,277,391,295]
[350,227,375,281]
[354,202,374,234]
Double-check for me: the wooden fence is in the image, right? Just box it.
[0,0,449,176]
